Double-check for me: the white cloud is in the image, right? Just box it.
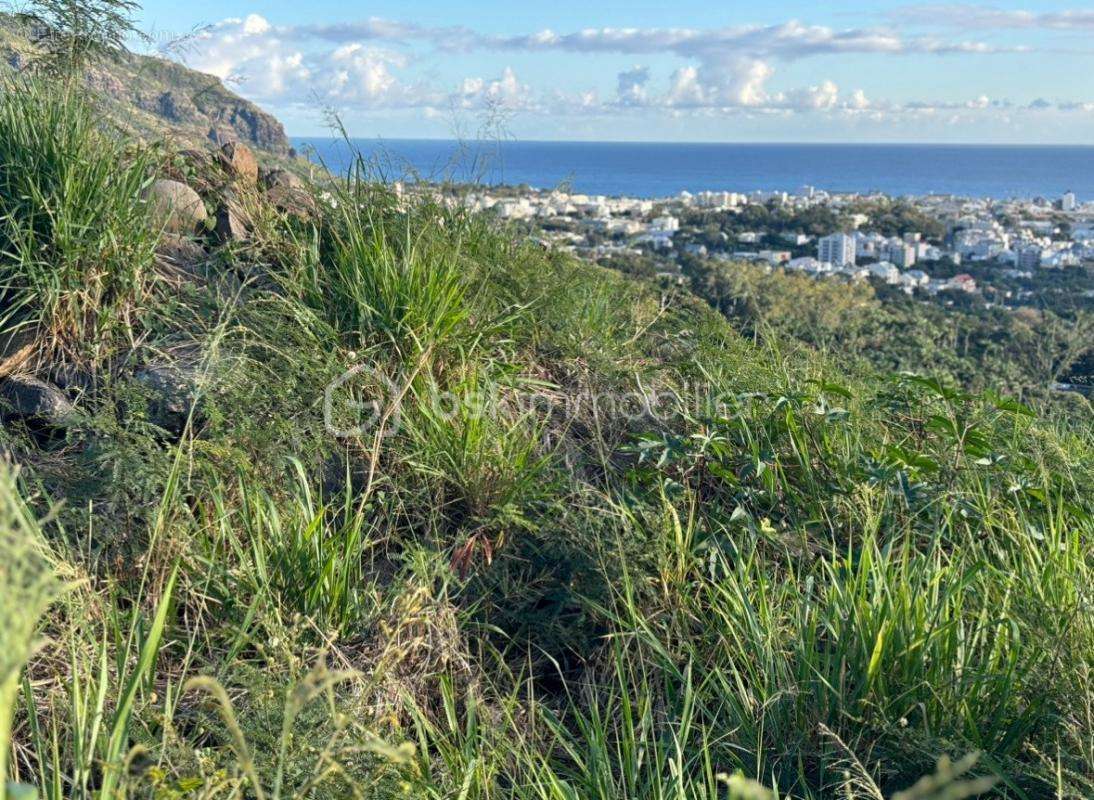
[666,66,703,107]
[327,44,402,102]
[185,14,311,97]
[891,6,1094,31]
[616,66,650,106]
[241,14,271,36]
[181,15,438,108]
[454,67,537,112]
[779,80,841,111]
[169,11,1094,130]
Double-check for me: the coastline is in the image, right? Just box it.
[293,137,1094,200]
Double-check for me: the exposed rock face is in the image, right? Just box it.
[0,17,292,155]
[147,180,207,235]
[219,142,259,185]
[206,103,288,153]
[154,91,200,124]
[0,375,76,426]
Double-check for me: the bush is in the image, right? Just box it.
[0,79,159,364]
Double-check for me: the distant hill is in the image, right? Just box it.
[0,15,291,155]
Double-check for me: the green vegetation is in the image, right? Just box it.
[1,53,1093,800]
[0,78,158,365]
[14,0,140,77]
[680,258,1094,404]
[0,12,291,154]
[676,199,944,255]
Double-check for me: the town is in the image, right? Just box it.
[452,183,1094,311]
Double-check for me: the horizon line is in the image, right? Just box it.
[287,135,1094,149]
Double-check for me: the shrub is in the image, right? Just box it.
[0,79,159,365]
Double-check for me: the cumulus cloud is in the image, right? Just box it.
[454,67,536,111]
[661,57,774,108]
[186,14,311,95]
[169,11,1094,127]
[327,45,404,103]
[616,66,650,106]
[778,80,841,111]
[183,15,439,108]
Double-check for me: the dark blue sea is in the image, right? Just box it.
[293,138,1094,200]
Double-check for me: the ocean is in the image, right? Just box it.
[293,138,1094,201]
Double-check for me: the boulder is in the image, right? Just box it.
[219,141,259,185]
[147,179,207,235]
[266,184,317,218]
[0,375,76,426]
[134,363,202,433]
[214,201,252,243]
[260,168,315,216]
[261,168,303,191]
[156,234,207,270]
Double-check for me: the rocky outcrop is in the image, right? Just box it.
[219,142,259,185]
[261,168,304,191]
[0,16,292,155]
[0,328,37,378]
[205,103,289,153]
[153,91,200,124]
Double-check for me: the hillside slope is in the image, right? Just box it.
[0,15,290,153]
[0,78,1091,800]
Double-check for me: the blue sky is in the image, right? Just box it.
[132,1,1094,143]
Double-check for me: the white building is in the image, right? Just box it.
[649,216,680,234]
[694,191,741,210]
[787,256,828,273]
[818,233,856,267]
[885,243,917,268]
[1062,191,1078,212]
[495,199,535,220]
[868,261,900,284]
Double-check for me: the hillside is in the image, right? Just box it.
[0,68,1092,800]
[0,15,290,154]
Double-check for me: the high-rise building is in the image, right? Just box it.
[1016,244,1043,270]
[886,243,917,268]
[1062,191,1078,212]
[818,233,856,267]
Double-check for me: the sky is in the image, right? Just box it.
[130,1,1094,144]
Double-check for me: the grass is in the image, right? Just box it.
[0,75,1092,800]
[0,78,159,367]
